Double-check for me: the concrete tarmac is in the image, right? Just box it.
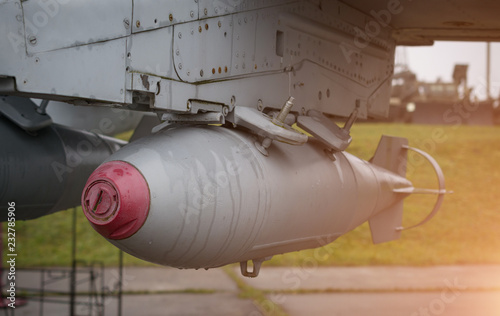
[238,265,500,316]
[277,291,500,316]
[5,265,500,315]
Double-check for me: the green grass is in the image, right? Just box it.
[4,123,500,268]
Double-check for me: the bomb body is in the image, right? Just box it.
[82,126,412,269]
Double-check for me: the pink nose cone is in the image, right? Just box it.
[81,161,150,240]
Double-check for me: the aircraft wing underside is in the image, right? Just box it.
[343,0,500,45]
[1,0,499,122]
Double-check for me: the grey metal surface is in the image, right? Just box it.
[368,135,409,243]
[0,115,125,221]
[346,0,500,44]
[129,114,162,142]
[0,0,397,119]
[397,145,449,231]
[22,0,131,54]
[230,106,308,146]
[132,0,198,33]
[2,0,500,121]
[0,96,52,131]
[173,14,235,83]
[296,110,354,152]
[97,126,416,270]
[45,101,144,136]
[127,26,175,80]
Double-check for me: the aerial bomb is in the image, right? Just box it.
[0,114,124,220]
[82,126,438,273]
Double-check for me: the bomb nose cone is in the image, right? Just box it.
[82,161,150,240]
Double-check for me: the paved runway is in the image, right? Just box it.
[5,265,500,315]
[277,291,500,316]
